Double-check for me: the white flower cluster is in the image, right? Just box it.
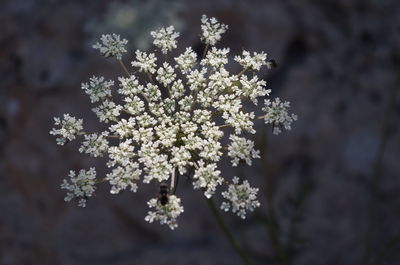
[93,33,128,60]
[193,160,223,198]
[51,15,297,229]
[234,51,268,71]
[201,47,230,69]
[92,100,122,123]
[145,195,184,230]
[131,50,157,74]
[262,98,298,135]
[81,76,114,103]
[156,62,176,86]
[79,132,109,157]
[107,163,141,194]
[221,177,260,219]
[50,114,83,145]
[228,135,260,167]
[200,14,228,45]
[60,168,96,207]
[174,47,197,74]
[150,26,179,54]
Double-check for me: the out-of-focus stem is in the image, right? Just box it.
[265,173,289,265]
[206,198,255,265]
[118,60,130,76]
[146,72,154,84]
[202,44,209,60]
[255,114,267,120]
[237,68,248,77]
[170,167,176,191]
[95,177,109,184]
[105,135,120,139]
[261,132,290,265]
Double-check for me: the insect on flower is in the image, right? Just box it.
[158,182,170,206]
[267,59,278,68]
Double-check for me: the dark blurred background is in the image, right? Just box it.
[1,0,400,264]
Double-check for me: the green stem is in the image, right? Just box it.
[262,131,290,265]
[237,68,248,77]
[206,198,255,265]
[265,177,289,265]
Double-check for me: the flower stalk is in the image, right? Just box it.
[206,198,255,265]
[118,59,130,76]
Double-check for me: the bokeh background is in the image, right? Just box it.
[1,0,400,264]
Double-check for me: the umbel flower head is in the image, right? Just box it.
[50,15,297,230]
